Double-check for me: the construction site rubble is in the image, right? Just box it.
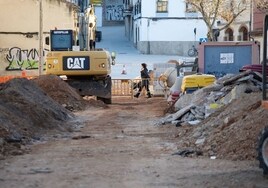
[158,70,262,125]
[0,75,106,159]
[157,70,268,160]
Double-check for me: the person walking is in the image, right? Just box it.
[134,63,152,98]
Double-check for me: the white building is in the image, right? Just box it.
[123,0,208,55]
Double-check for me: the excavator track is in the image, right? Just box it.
[258,126,268,176]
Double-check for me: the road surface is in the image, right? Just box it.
[0,97,267,188]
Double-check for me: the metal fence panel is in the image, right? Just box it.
[112,78,157,98]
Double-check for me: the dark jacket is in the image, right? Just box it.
[140,67,150,79]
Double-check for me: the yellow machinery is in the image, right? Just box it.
[181,74,216,94]
[45,5,115,104]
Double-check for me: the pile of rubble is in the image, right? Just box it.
[160,70,261,125]
[158,70,268,160]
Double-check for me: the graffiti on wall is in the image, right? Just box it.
[5,47,39,71]
[106,5,123,21]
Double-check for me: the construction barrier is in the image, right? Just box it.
[111,79,141,98]
[111,78,158,98]
[0,76,163,99]
[0,71,36,84]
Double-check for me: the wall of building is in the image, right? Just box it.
[95,6,103,27]
[133,0,207,55]
[123,0,134,41]
[251,7,266,62]
[0,0,77,76]
[103,0,124,25]
[217,8,251,42]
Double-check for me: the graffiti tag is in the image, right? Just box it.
[106,5,123,21]
[6,47,39,70]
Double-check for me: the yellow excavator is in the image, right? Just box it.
[45,5,115,104]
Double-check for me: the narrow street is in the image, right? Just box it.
[0,97,267,188]
[96,26,190,79]
[1,1,268,187]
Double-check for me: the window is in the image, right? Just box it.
[224,28,234,41]
[185,3,196,13]
[239,26,248,41]
[134,0,141,15]
[156,0,168,13]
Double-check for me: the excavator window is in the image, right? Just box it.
[45,36,49,45]
[50,30,73,51]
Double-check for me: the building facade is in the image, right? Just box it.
[250,5,267,62]
[102,0,124,26]
[216,1,267,62]
[0,0,79,76]
[123,0,134,41]
[123,0,208,55]
[217,7,251,42]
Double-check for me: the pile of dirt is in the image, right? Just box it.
[201,93,266,160]
[33,75,89,111]
[0,77,76,158]
[0,75,106,159]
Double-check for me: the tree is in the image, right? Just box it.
[185,0,250,41]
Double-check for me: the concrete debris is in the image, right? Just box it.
[172,148,203,157]
[188,120,201,125]
[28,168,54,174]
[171,120,180,126]
[195,138,206,145]
[72,135,91,140]
[159,70,262,126]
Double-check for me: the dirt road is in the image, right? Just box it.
[0,97,267,188]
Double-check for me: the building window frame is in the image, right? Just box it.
[134,0,141,16]
[224,28,234,41]
[156,0,168,13]
[185,3,197,13]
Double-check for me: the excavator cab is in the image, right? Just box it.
[258,14,268,176]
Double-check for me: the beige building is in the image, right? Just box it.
[217,7,251,42]
[0,0,79,77]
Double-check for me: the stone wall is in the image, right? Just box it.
[137,41,199,56]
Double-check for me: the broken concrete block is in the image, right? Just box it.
[188,120,201,125]
[172,104,193,121]
[224,117,230,125]
[195,138,206,145]
[220,83,256,105]
[174,93,193,110]
[171,120,180,126]
[193,131,202,138]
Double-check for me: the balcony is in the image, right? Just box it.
[123,5,133,17]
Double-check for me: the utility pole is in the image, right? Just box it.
[39,0,43,76]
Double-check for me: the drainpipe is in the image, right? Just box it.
[249,0,252,40]
[147,19,150,54]
[39,0,43,76]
